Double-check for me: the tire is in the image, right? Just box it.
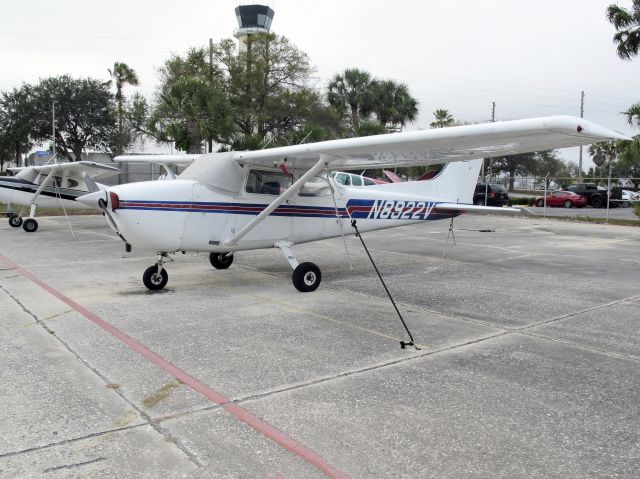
[591,196,603,208]
[292,262,321,292]
[563,200,573,208]
[622,201,630,208]
[9,216,22,228]
[536,199,545,207]
[209,252,234,269]
[143,266,168,291]
[22,218,38,233]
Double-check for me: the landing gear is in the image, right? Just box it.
[209,252,234,269]
[292,262,321,292]
[142,253,171,291]
[9,215,22,228]
[22,218,38,233]
[276,241,322,292]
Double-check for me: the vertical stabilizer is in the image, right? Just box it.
[372,159,483,204]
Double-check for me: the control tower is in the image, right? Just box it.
[233,4,275,52]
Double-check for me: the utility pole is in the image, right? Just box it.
[208,37,214,154]
[578,90,584,181]
[484,101,496,205]
[52,100,56,161]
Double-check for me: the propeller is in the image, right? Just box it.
[77,181,128,245]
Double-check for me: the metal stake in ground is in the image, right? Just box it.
[350,219,420,350]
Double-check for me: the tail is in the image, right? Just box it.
[372,159,483,204]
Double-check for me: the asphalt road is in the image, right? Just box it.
[528,204,639,220]
[1,214,639,478]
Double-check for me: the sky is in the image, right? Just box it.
[1,0,639,167]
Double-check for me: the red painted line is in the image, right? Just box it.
[0,255,350,479]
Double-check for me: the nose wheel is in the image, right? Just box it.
[142,253,171,291]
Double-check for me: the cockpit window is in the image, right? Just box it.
[245,169,293,195]
[350,174,363,186]
[334,173,350,186]
[66,178,79,188]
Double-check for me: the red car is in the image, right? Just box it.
[534,190,588,208]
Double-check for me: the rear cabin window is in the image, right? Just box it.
[363,177,376,186]
[245,169,292,195]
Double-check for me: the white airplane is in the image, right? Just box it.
[76,116,627,292]
[0,156,198,232]
[0,161,122,232]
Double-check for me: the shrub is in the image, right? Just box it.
[509,197,535,206]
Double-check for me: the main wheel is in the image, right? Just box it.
[143,266,168,291]
[9,215,22,228]
[622,201,631,208]
[536,199,545,207]
[22,218,38,233]
[209,252,234,269]
[563,200,573,208]
[591,196,603,208]
[292,262,321,292]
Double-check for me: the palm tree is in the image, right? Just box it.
[607,1,640,59]
[588,141,618,180]
[624,102,640,126]
[430,109,455,128]
[362,80,418,131]
[327,68,372,133]
[108,62,139,155]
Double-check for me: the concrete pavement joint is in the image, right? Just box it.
[0,283,203,468]
[43,456,107,473]
[517,294,640,331]
[517,329,640,363]
[0,423,145,460]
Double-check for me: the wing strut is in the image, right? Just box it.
[222,156,330,248]
[26,168,57,218]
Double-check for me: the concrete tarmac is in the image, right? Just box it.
[0,214,639,478]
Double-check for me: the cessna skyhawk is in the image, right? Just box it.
[77,116,628,292]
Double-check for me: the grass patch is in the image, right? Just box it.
[549,215,640,227]
[0,202,98,216]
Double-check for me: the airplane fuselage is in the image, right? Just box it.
[0,176,96,211]
[104,178,460,253]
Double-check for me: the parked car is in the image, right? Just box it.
[566,183,609,208]
[621,189,640,207]
[474,183,509,206]
[534,190,588,208]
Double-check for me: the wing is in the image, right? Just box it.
[114,154,200,167]
[227,116,629,170]
[9,161,121,179]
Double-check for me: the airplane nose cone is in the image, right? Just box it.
[77,190,107,209]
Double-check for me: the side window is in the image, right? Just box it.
[351,174,363,186]
[335,173,350,186]
[363,177,376,186]
[67,178,79,188]
[245,169,293,195]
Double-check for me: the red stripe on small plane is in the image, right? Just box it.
[0,255,350,479]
